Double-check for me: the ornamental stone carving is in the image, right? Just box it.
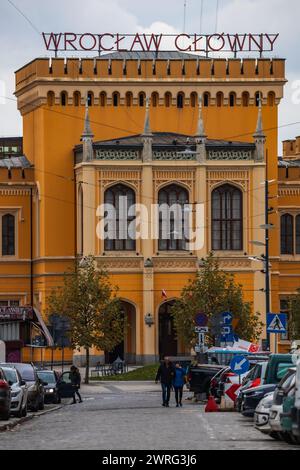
[99,169,141,192]
[95,150,140,160]
[207,150,253,161]
[153,151,196,161]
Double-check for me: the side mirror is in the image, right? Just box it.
[8,381,13,386]
[20,380,26,386]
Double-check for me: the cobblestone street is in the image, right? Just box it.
[0,382,297,450]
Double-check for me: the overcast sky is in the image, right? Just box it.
[0,0,299,153]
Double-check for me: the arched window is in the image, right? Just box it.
[190,92,197,108]
[2,214,15,256]
[87,91,94,107]
[138,92,145,107]
[242,91,249,107]
[60,91,68,106]
[73,91,81,107]
[100,92,107,107]
[229,92,236,107]
[165,92,172,108]
[125,92,133,107]
[203,92,210,107]
[216,92,223,107]
[212,184,243,251]
[281,214,294,255]
[151,92,159,107]
[177,92,184,109]
[158,184,189,251]
[47,91,55,106]
[268,91,275,107]
[104,184,136,251]
[255,91,261,107]
[112,92,120,107]
[296,215,300,255]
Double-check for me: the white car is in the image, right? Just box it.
[1,366,28,418]
[254,392,274,435]
[269,367,296,439]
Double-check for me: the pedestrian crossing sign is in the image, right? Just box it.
[267,313,287,333]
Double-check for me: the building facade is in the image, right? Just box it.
[0,51,293,364]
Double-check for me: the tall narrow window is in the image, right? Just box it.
[212,185,243,251]
[281,214,294,255]
[73,91,81,107]
[125,92,133,107]
[255,91,261,107]
[216,92,223,107]
[2,214,15,256]
[78,185,83,255]
[229,92,236,107]
[112,92,119,107]
[138,92,145,107]
[158,184,189,251]
[190,92,197,108]
[177,92,184,109]
[268,91,275,107]
[87,91,94,106]
[151,92,159,107]
[165,92,172,108]
[47,91,55,106]
[203,92,210,107]
[100,92,107,107]
[60,91,67,106]
[242,91,249,107]
[104,184,136,251]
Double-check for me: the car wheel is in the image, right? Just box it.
[21,403,27,417]
[55,394,61,404]
[270,431,281,441]
[15,399,24,419]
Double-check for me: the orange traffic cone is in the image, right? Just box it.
[205,395,219,412]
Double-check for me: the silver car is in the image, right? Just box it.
[1,366,28,418]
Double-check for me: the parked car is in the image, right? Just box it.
[291,356,300,442]
[56,371,79,400]
[236,362,271,412]
[0,367,11,420]
[281,378,300,445]
[188,364,224,397]
[269,367,296,441]
[209,367,227,400]
[0,363,45,412]
[1,366,28,418]
[254,391,274,435]
[37,369,61,404]
[241,384,277,417]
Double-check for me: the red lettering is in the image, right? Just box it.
[79,33,97,51]
[115,34,127,52]
[175,34,191,52]
[192,35,206,52]
[227,34,247,52]
[249,34,263,52]
[64,33,77,51]
[99,33,114,51]
[42,32,62,51]
[265,33,279,51]
[207,34,225,52]
[130,33,145,52]
[143,34,163,51]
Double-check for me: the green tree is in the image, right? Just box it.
[289,290,300,340]
[171,253,263,348]
[47,256,124,384]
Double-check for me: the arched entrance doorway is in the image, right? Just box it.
[158,301,178,359]
[105,301,136,364]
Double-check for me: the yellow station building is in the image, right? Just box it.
[0,51,298,364]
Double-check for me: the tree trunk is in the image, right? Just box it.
[85,347,90,384]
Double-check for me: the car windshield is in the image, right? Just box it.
[15,366,35,381]
[37,371,55,383]
[2,368,18,384]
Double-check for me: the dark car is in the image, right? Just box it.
[209,367,227,400]
[56,371,80,400]
[0,363,45,412]
[37,370,61,404]
[241,384,277,417]
[0,367,11,420]
[188,364,224,397]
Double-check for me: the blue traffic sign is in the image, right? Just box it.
[230,355,250,376]
[267,313,287,334]
[195,312,208,327]
[221,325,233,336]
[222,312,233,324]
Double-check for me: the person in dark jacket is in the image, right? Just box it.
[173,363,186,407]
[70,366,82,404]
[155,357,175,407]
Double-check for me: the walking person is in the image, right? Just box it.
[173,363,186,407]
[155,357,175,407]
[70,365,82,404]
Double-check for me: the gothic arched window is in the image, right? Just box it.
[281,214,294,255]
[212,184,243,251]
[104,184,136,251]
[158,184,189,251]
[2,214,15,256]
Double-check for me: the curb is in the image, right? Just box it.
[0,405,63,433]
